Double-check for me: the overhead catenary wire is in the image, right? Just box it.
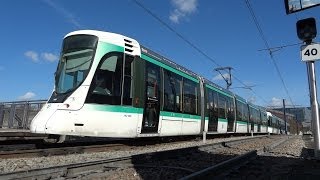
[257,42,303,52]
[132,0,220,67]
[244,0,296,108]
[132,0,269,105]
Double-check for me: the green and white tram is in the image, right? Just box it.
[30,30,276,139]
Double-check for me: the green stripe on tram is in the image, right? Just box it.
[160,111,201,120]
[141,54,199,83]
[218,118,228,123]
[84,104,143,114]
[237,120,248,125]
[205,84,233,98]
[95,42,124,61]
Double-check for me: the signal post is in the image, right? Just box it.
[297,18,320,158]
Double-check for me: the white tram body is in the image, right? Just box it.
[30,30,288,138]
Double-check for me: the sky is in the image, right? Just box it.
[1,0,320,108]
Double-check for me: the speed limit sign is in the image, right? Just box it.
[301,43,320,61]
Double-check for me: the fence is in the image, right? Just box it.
[0,100,47,130]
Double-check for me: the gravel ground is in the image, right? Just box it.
[269,136,306,157]
[83,135,293,179]
[224,135,320,179]
[0,136,252,174]
[0,137,262,173]
[0,135,296,179]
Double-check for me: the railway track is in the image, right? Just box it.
[181,136,294,179]
[0,143,127,159]
[184,135,320,179]
[0,135,268,159]
[0,135,292,179]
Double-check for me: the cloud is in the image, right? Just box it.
[25,51,58,63]
[169,0,198,23]
[212,73,230,81]
[247,96,256,104]
[18,92,36,101]
[42,53,58,62]
[302,0,317,7]
[270,97,282,107]
[42,0,82,28]
[24,51,39,62]
[269,97,293,107]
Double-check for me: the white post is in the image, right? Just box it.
[203,131,206,143]
[306,61,320,158]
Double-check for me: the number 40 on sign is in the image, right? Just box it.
[301,43,320,62]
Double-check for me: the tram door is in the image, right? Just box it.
[208,90,218,132]
[141,62,161,133]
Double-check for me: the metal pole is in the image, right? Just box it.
[0,104,4,128]
[283,99,287,134]
[306,61,320,158]
[214,67,232,89]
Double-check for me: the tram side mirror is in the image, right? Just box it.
[285,0,320,14]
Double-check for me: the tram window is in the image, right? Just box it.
[86,53,123,105]
[163,70,182,113]
[249,107,254,123]
[236,101,243,121]
[183,79,198,115]
[207,89,214,111]
[147,71,157,98]
[123,55,134,105]
[254,109,257,123]
[268,117,272,126]
[243,104,249,121]
[146,62,161,99]
[218,95,226,119]
[213,92,218,118]
[228,98,235,121]
[76,71,84,84]
[256,109,260,123]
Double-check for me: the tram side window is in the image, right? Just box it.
[227,97,235,121]
[123,55,134,105]
[243,104,249,121]
[86,53,122,105]
[218,94,226,119]
[207,89,214,116]
[183,79,198,115]
[163,70,182,113]
[213,91,219,118]
[207,89,218,118]
[268,116,272,126]
[249,107,254,123]
[256,109,261,124]
[262,112,267,125]
[272,118,276,127]
[253,109,258,123]
[146,64,160,99]
[236,101,243,121]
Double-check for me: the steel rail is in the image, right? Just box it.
[0,143,125,159]
[179,135,293,179]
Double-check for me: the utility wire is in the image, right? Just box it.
[244,0,296,108]
[132,0,221,67]
[257,42,302,52]
[132,0,269,105]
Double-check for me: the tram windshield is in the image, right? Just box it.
[55,35,98,94]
